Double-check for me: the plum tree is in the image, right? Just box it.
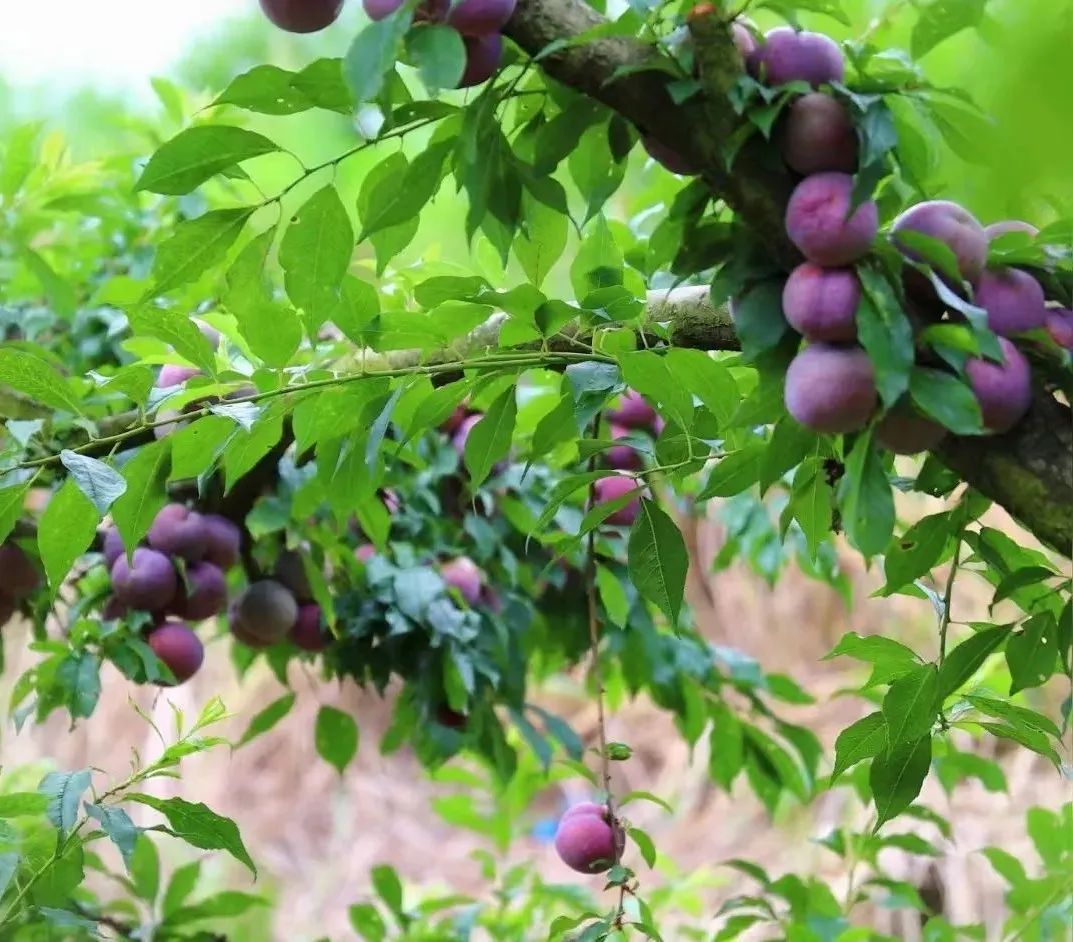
[973,267,1048,335]
[446,0,516,35]
[202,514,242,570]
[784,344,877,434]
[459,34,503,88]
[747,27,844,88]
[875,408,947,455]
[594,475,642,527]
[1046,309,1073,349]
[259,0,344,33]
[290,603,328,652]
[781,263,860,342]
[111,548,178,611]
[175,562,229,621]
[275,550,313,601]
[784,173,877,266]
[965,337,1033,433]
[441,556,483,604]
[891,200,988,285]
[606,390,657,431]
[148,504,210,562]
[985,220,1039,240]
[778,93,857,176]
[230,580,299,647]
[603,424,643,471]
[641,136,698,176]
[147,622,204,685]
[0,544,41,599]
[554,803,624,874]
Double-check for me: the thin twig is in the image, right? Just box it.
[938,537,962,668]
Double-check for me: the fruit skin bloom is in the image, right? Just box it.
[554,803,624,874]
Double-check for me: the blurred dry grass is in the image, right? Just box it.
[2,487,1069,941]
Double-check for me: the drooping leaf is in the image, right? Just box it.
[463,387,517,487]
[909,367,982,435]
[1006,613,1058,694]
[870,736,932,828]
[150,208,253,296]
[37,479,98,595]
[832,711,888,781]
[85,804,140,868]
[857,266,914,407]
[314,706,360,775]
[627,498,688,625]
[882,664,940,746]
[235,693,297,749]
[838,430,894,557]
[0,349,83,414]
[110,440,171,554]
[344,14,412,104]
[136,126,280,195]
[38,769,92,836]
[58,451,126,516]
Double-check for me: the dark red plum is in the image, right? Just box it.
[363,0,404,18]
[785,172,877,266]
[594,475,641,527]
[459,34,503,88]
[747,27,844,87]
[176,562,229,621]
[435,706,468,729]
[641,136,699,176]
[785,344,877,434]
[446,0,516,35]
[554,803,625,874]
[441,556,483,605]
[290,603,329,652]
[973,267,1047,336]
[875,408,947,455]
[779,92,857,175]
[230,580,299,648]
[606,390,658,431]
[781,262,860,342]
[111,548,178,611]
[148,622,204,685]
[259,0,344,32]
[891,200,988,286]
[148,504,209,562]
[965,337,1032,433]
[202,514,242,570]
[0,544,40,599]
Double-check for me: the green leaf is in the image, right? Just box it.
[150,207,253,297]
[617,351,694,431]
[698,442,764,499]
[129,835,160,903]
[293,58,353,113]
[222,409,285,493]
[627,498,688,625]
[235,693,296,748]
[166,891,268,926]
[38,769,92,836]
[909,367,982,434]
[169,416,236,482]
[331,275,381,347]
[0,792,49,817]
[405,24,465,91]
[870,736,932,828]
[349,902,388,942]
[838,430,894,558]
[136,126,280,195]
[709,703,744,790]
[162,861,202,917]
[358,137,453,241]
[981,847,1027,886]
[728,280,788,360]
[790,458,833,560]
[0,852,18,900]
[314,706,360,775]
[463,387,517,487]
[37,479,98,595]
[992,566,1055,610]
[628,827,657,868]
[1006,613,1057,694]
[110,440,171,554]
[911,0,988,59]
[0,483,30,545]
[882,664,940,746]
[85,804,140,868]
[570,214,623,300]
[857,266,915,407]
[832,711,888,781]
[125,794,256,876]
[127,307,218,378]
[56,651,101,719]
[214,64,313,114]
[882,511,953,592]
[758,417,817,493]
[663,348,739,429]
[979,722,1060,768]
[0,348,83,414]
[515,182,569,289]
[371,864,404,916]
[965,695,1060,738]
[279,185,354,332]
[937,626,1007,698]
[344,15,412,104]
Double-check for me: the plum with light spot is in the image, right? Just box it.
[441,556,483,605]
[290,603,329,652]
[175,562,229,621]
[259,0,344,32]
[785,344,877,434]
[594,476,641,527]
[607,390,658,431]
[1046,309,1073,350]
[785,172,877,266]
[230,580,299,648]
[554,803,625,874]
[202,514,242,570]
[0,544,40,599]
[747,27,843,88]
[781,262,860,342]
[965,337,1032,433]
[603,424,643,471]
[779,92,857,175]
[111,548,178,611]
[985,220,1038,241]
[148,622,204,685]
[973,267,1047,336]
[459,34,503,88]
[875,408,947,455]
[641,137,698,176]
[275,550,313,601]
[891,200,988,286]
[148,504,209,562]
[447,0,516,35]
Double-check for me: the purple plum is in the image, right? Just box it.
[148,622,204,684]
[594,475,641,527]
[781,262,860,342]
[148,504,210,562]
[784,344,877,434]
[779,92,857,175]
[747,27,844,88]
[459,33,503,88]
[973,267,1047,336]
[111,548,178,612]
[891,200,988,286]
[785,172,877,266]
[965,337,1032,433]
[446,0,516,35]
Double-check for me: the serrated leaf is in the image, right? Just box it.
[125,794,255,876]
[937,626,1007,698]
[127,307,217,377]
[59,451,126,516]
[0,348,83,414]
[463,387,517,487]
[832,711,888,780]
[883,664,940,746]
[37,479,98,594]
[150,207,253,297]
[235,693,296,748]
[871,736,932,828]
[136,126,279,195]
[38,769,92,835]
[314,706,359,775]
[627,498,687,625]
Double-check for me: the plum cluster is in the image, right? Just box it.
[0,543,41,628]
[554,801,625,874]
[102,505,242,683]
[364,0,514,88]
[230,551,328,652]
